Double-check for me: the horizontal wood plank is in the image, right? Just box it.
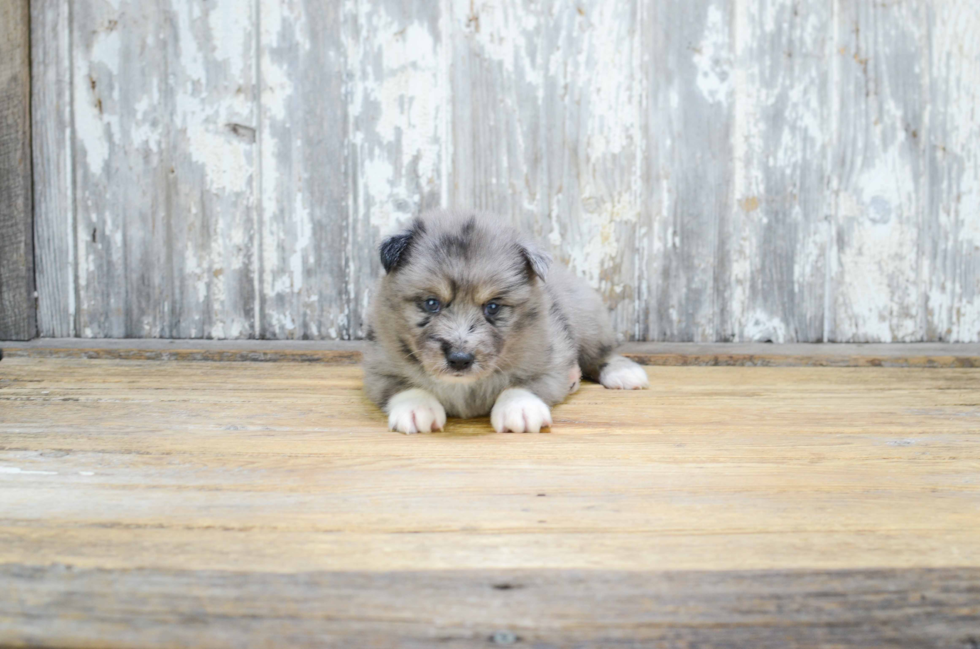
[3,565,978,648]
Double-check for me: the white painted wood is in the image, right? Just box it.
[70,0,257,339]
[26,0,980,342]
[827,0,928,342]
[640,0,734,342]
[925,2,980,342]
[258,0,348,340]
[729,0,831,342]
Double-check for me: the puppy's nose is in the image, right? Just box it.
[446,350,475,371]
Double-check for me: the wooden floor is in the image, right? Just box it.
[1,354,979,647]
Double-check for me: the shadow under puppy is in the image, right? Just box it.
[363,210,648,434]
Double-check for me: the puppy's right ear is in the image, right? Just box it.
[379,231,413,274]
[381,219,426,273]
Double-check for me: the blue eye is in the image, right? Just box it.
[424,298,442,313]
[484,301,501,317]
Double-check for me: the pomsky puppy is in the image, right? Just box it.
[363,209,649,434]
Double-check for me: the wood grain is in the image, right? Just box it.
[258,0,348,340]
[730,0,830,342]
[0,0,35,341]
[926,3,980,342]
[640,0,734,342]
[70,0,258,338]
[827,0,928,342]
[1,358,979,645]
[3,566,978,648]
[31,0,75,338]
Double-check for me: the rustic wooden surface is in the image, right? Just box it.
[5,566,979,649]
[29,0,980,342]
[0,0,35,341]
[1,357,979,646]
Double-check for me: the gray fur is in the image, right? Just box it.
[363,209,629,419]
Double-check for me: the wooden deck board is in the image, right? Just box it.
[1,357,979,646]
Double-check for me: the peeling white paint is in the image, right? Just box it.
[353,5,445,238]
[33,0,980,342]
[694,5,733,106]
[208,0,250,65]
[74,27,121,173]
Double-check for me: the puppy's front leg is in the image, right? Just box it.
[387,389,447,434]
[490,388,553,434]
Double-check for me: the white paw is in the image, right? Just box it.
[490,388,552,434]
[387,389,447,434]
[599,359,649,390]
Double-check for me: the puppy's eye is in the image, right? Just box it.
[424,298,442,313]
[484,301,501,317]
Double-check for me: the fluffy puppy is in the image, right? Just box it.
[363,209,648,434]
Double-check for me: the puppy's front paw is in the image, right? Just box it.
[490,388,552,434]
[599,357,649,390]
[387,389,447,434]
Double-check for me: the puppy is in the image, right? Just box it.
[362,209,649,434]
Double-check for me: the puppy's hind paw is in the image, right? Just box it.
[599,356,649,390]
[387,389,447,434]
[491,388,552,434]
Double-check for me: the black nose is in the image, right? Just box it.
[446,351,475,371]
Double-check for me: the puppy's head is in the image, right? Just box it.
[377,211,550,383]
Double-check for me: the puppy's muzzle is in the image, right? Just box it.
[446,350,475,371]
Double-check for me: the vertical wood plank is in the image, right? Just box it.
[31,0,75,338]
[0,0,36,341]
[729,0,831,342]
[826,0,928,342]
[541,2,642,339]
[924,1,980,342]
[449,0,642,337]
[165,0,258,339]
[72,0,163,337]
[449,0,543,224]
[639,0,735,342]
[258,0,348,339]
[346,0,447,338]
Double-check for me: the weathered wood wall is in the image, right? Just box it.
[28,0,980,342]
[1,1,36,341]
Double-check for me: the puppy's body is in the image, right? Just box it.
[363,210,648,433]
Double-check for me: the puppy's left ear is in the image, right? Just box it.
[519,240,552,281]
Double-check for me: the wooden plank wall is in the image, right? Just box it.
[0,1,36,341]
[28,0,980,342]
